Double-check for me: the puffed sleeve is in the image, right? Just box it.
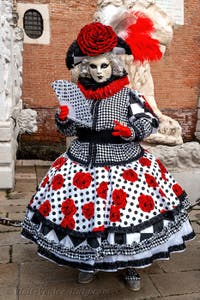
[55,112,77,137]
[128,90,159,141]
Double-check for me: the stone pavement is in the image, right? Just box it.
[0,162,200,300]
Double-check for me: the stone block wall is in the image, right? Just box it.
[0,120,16,188]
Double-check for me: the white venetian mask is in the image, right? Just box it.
[88,56,112,83]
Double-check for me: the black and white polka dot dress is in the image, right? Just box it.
[21,82,195,272]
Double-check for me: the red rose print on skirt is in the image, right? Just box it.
[145,173,158,188]
[60,216,75,230]
[160,209,167,214]
[38,200,51,217]
[156,159,167,181]
[161,172,167,181]
[92,225,105,232]
[104,166,110,172]
[172,183,183,197]
[51,174,64,190]
[61,198,77,216]
[82,202,94,220]
[109,205,120,222]
[139,157,151,167]
[51,157,67,170]
[159,188,166,198]
[73,172,92,190]
[96,182,108,200]
[112,189,127,209]
[138,194,155,213]
[41,175,49,188]
[156,159,167,173]
[122,169,138,182]
[29,196,34,206]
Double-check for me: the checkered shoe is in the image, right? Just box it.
[124,268,141,291]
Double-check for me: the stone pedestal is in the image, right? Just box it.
[0,119,19,189]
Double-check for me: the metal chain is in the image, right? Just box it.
[187,198,200,212]
[0,217,22,227]
[0,199,200,227]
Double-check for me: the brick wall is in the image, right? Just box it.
[17,0,200,159]
[151,0,200,111]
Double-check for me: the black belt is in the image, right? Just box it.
[77,128,128,144]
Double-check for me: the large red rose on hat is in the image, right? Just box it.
[77,22,118,56]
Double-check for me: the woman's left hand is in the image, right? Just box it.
[112,121,132,138]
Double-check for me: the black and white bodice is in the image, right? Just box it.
[55,87,159,167]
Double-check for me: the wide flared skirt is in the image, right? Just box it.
[21,150,195,272]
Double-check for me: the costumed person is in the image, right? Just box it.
[21,14,195,292]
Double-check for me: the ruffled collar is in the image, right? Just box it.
[78,73,129,100]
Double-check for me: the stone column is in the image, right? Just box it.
[0,0,37,189]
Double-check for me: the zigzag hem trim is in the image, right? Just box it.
[34,231,195,271]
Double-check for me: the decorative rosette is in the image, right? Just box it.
[77,22,118,56]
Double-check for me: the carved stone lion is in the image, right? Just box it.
[12,102,38,135]
[17,109,38,134]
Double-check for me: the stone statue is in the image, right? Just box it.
[13,106,38,135]
[94,0,183,145]
[0,0,37,189]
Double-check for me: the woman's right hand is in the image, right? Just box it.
[58,105,69,121]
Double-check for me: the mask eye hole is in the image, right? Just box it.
[101,63,109,69]
[89,64,97,69]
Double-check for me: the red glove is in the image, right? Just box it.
[58,105,69,121]
[112,120,132,138]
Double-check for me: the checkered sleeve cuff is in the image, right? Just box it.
[55,112,77,136]
[121,127,136,141]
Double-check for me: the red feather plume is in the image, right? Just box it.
[124,11,162,62]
